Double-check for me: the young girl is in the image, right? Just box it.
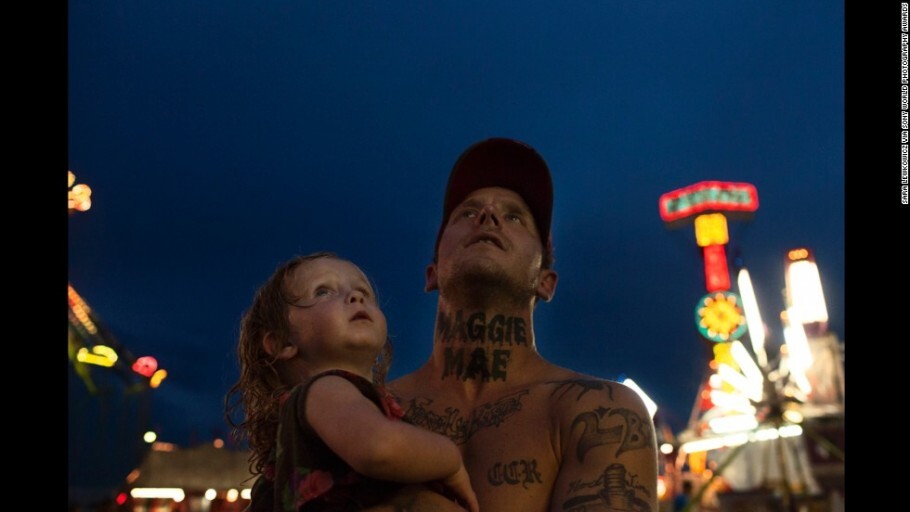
[226,252,478,512]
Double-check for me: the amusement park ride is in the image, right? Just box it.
[68,170,167,393]
[659,181,845,511]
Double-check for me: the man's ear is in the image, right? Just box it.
[262,333,298,360]
[425,263,438,292]
[535,269,558,302]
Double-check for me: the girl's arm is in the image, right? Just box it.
[304,375,474,489]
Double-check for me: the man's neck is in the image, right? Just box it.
[423,299,547,398]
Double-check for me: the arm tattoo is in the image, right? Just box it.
[402,390,529,444]
[562,463,652,512]
[487,459,543,489]
[547,379,615,401]
[571,406,651,462]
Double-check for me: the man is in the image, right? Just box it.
[379,138,658,511]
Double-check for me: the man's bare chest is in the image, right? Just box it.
[396,387,561,511]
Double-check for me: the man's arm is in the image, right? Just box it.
[549,381,658,512]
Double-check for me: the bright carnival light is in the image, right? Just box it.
[736,268,768,367]
[779,425,804,438]
[204,489,217,501]
[717,364,761,403]
[783,308,814,395]
[226,489,239,503]
[620,378,658,418]
[729,341,764,401]
[241,489,252,500]
[785,255,828,324]
[657,476,668,500]
[130,488,185,501]
[75,346,118,367]
[682,433,749,453]
[708,414,759,434]
[681,425,804,453]
[708,390,756,414]
[783,409,804,424]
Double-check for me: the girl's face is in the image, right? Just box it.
[284,258,387,364]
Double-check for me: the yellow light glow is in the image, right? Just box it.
[620,378,658,418]
[785,259,828,324]
[736,269,768,367]
[213,438,224,448]
[76,347,116,367]
[143,431,157,443]
[788,248,809,261]
[204,489,217,501]
[92,345,118,363]
[657,476,668,500]
[126,469,141,484]
[241,489,252,500]
[694,213,729,247]
[150,369,168,388]
[226,489,239,503]
[68,182,94,212]
[68,171,76,188]
[698,293,745,341]
[130,488,185,501]
[711,343,737,370]
[708,414,758,434]
[782,409,804,424]
[660,443,674,455]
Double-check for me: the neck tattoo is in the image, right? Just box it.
[436,310,528,346]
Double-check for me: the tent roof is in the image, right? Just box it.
[131,444,254,490]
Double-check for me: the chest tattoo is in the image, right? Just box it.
[402,389,530,444]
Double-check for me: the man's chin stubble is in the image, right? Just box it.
[441,264,534,309]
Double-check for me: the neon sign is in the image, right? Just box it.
[659,181,758,223]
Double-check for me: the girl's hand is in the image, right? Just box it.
[441,464,479,512]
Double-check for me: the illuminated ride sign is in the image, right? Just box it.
[659,181,759,223]
[695,291,748,343]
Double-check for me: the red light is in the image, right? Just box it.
[132,356,158,378]
[703,245,730,292]
[116,493,127,505]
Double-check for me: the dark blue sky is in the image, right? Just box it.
[68,1,844,444]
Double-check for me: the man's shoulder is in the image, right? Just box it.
[536,369,649,420]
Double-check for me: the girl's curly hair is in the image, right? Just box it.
[224,252,392,475]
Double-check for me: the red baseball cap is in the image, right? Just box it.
[434,137,554,268]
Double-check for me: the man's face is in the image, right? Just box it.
[429,187,554,305]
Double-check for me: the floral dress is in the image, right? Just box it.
[247,369,406,511]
